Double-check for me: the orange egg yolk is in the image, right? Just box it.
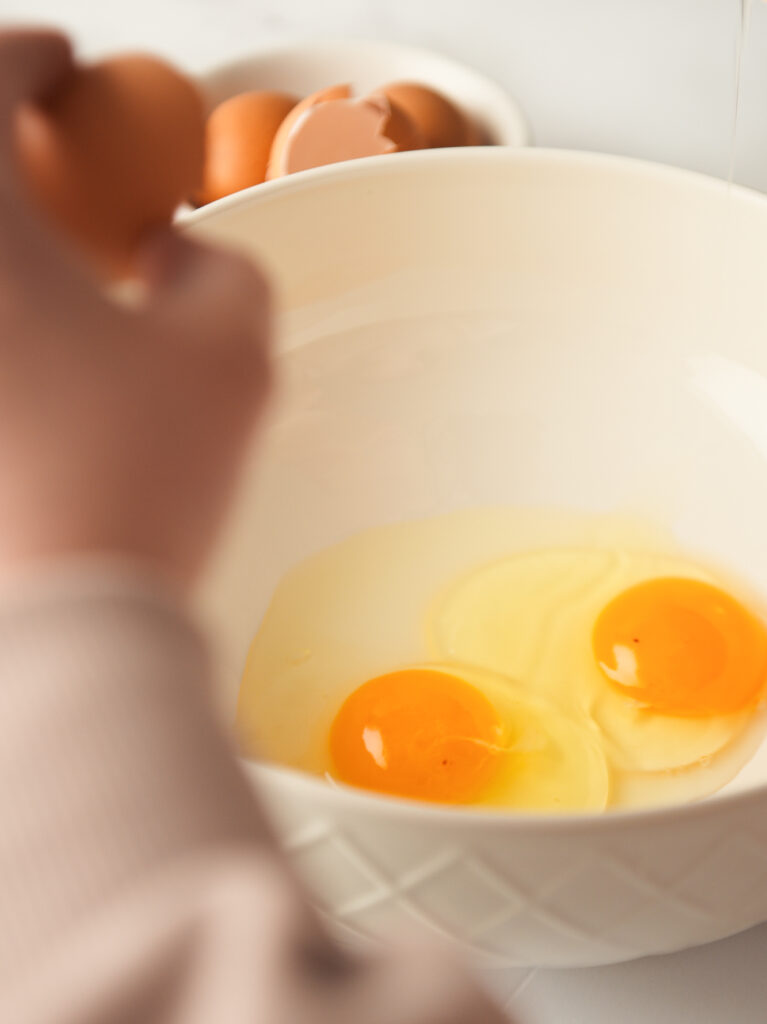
[593,577,767,716]
[329,669,503,803]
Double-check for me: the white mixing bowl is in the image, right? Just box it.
[186,149,767,969]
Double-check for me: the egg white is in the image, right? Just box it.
[236,508,764,810]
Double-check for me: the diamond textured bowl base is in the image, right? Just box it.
[188,149,767,967]
[252,764,767,969]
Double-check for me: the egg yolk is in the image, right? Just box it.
[593,577,767,716]
[329,669,503,803]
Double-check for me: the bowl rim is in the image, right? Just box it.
[195,36,530,147]
[187,145,767,831]
[183,144,767,229]
[247,756,767,833]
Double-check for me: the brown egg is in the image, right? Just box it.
[17,54,205,275]
[379,81,469,149]
[266,84,351,180]
[199,90,298,204]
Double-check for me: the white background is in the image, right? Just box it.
[4,0,767,1020]
[6,0,767,189]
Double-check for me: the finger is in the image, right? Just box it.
[0,28,78,267]
[137,228,274,418]
[0,28,72,164]
[0,30,122,314]
[139,228,273,352]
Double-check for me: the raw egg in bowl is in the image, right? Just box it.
[186,148,767,971]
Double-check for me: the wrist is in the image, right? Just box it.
[0,551,190,610]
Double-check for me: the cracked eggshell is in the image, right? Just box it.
[266,91,424,179]
[379,81,472,148]
[266,84,351,180]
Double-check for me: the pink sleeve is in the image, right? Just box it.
[0,563,507,1024]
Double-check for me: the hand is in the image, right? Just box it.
[0,28,272,586]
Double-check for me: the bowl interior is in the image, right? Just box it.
[188,149,767,802]
[198,40,529,147]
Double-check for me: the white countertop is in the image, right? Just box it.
[491,922,767,1021]
[5,0,767,1019]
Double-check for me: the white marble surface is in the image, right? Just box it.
[5,0,767,1019]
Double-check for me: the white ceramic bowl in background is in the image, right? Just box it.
[186,149,767,970]
[197,39,529,148]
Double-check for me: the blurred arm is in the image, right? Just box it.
[0,27,507,1024]
[0,565,506,1024]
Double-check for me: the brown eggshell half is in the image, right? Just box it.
[268,93,425,178]
[199,90,298,203]
[378,96,425,152]
[464,116,491,146]
[17,54,205,275]
[379,81,469,148]
[266,83,351,180]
